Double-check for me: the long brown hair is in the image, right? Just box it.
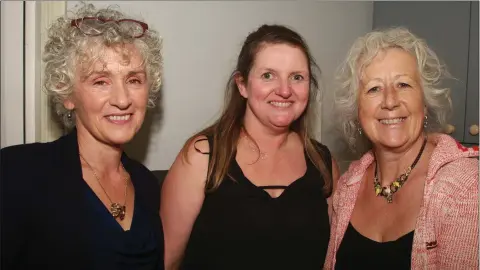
[182,24,332,195]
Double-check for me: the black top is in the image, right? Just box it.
[336,223,414,270]
[182,137,332,270]
[1,130,164,270]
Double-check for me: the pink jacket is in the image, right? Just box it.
[325,134,479,269]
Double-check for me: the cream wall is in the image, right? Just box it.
[1,1,373,171]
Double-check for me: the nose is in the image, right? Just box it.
[274,79,292,99]
[381,85,400,110]
[110,82,132,109]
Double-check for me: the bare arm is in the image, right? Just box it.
[160,137,209,270]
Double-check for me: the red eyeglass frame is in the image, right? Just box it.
[70,17,149,38]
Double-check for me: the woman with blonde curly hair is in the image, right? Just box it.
[325,27,478,269]
[1,3,164,269]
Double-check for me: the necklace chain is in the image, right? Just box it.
[242,133,268,160]
[373,136,427,203]
[79,154,129,220]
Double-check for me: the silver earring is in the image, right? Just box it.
[424,115,428,128]
[67,111,72,119]
[358,126,362,135]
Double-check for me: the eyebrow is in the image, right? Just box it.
[367,73,411,82]
[259,67,308,74]
[83,69,146,80]
[126,70,147,77]
[393,73,410,79]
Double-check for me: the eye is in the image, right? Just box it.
[397,82,411,88]
[93,80,108,86]
[128,78,143,84]
[367,86,380,93]
[261,72,273,80]
[292,74,304,81]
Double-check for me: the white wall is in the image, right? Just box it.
[64,1,373,170]
[1,2,24,148]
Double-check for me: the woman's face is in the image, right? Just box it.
[358,48,425,152]
[64,43,149,147]
[236,43,310,132]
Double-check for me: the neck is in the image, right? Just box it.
[242,114,291,153]
[76,126,123,176]
[373,134,426,186]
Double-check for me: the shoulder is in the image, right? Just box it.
[161,135,210,201]
[170,135,209,172]
[187,135,210,155]
[428,134,479,198]
[166,134,210,183]
[309,138,333,169]
[310,139,331,156]
[431,156,478,198]
[1,141,56,172]
[1,141,53,159]
[338,152,374,186]
[178,135,211,166]
[1,142,58,206]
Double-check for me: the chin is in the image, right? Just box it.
[377,136,410,150]
[103,130,137,146]
[269,115,297,129]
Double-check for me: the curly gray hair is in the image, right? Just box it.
[334,27,452,152]
[43,3,163,129]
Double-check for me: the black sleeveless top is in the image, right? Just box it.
[336,223,414,270]
[181,137,332,270]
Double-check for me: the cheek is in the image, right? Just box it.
[294,85,310,101]
[357,100,376,126]
[407,96,425,114]
[247,79,274,99]
[76,93,105,114]
[133,88,150,107]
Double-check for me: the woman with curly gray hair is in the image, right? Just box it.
[325,27,478,269]
[1,3,164,270]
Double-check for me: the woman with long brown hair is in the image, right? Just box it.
[160,24,339,270]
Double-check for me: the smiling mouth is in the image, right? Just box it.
[379,117,406,125]
[269,101,293,108]
[107,114,132,121]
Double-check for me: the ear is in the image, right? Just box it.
[235,73,248,99]
[63,97,75,111]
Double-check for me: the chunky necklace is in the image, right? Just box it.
[80,154,129,220]
[374,136,427,203]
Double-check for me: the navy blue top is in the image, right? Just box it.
[181,137,332,270]
[85,184,161,270]
[336,222,414,270]
[1,130,164,270]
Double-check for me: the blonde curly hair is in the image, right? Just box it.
[43,3,163,129]
[334,27,452,152]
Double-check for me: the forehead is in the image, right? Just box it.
[253,43,308,70]
[362,48,418,78]
[76,42,145,75]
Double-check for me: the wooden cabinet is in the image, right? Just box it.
[373,1,479,144]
